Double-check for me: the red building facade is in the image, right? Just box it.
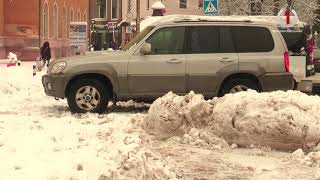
[0,0,89,60]
[0,0,40,60]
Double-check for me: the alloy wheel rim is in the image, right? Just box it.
[230,85,249,94]
[75,86,101,111]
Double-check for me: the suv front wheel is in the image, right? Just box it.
[220,78,260,96]
[67,78,109,113]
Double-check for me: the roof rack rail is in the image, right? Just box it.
[173,18,252,23]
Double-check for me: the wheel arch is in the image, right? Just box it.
[217,73,262,96]
[65,73,114,98]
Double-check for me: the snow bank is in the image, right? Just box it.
[144,91,320,151]
[168,128,229,151]
[0,64,176,180]
[0,66,33,94]
[290,149,320,168]
[0,114,175,180]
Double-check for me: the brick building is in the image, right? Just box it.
[41,0,89,59]
[0,0,89,61]
[0,0,39,60]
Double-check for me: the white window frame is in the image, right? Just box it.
[43,0,49,38]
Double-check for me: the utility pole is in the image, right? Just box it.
[97,0,101,18]
[136,0,140,34]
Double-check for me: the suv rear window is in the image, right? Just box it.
[232,26,274,53]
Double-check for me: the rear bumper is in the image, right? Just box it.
[297,74,320,94]
[259,72,294,92]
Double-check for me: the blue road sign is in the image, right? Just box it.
[204,0,218,15]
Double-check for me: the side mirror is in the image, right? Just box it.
[140,43,151,55]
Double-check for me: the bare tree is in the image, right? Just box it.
[314,0,320,32]
[273,0,280,15]
[251,0,263,15]
[217,0,318,24]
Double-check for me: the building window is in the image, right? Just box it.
[112,0,118,19]
[70,8,74,22]
[99,0,106,18]
[62,6,67,38]
[43,1,49,38]
[53,3,58,37]
[77,10,81,22]
[179,0,187,9]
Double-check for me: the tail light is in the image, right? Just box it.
[284,51,290,72]
[309,37,314,64]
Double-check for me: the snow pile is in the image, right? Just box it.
[0,114,175,180]
[0,64,176,180]
[144,92,213,139]
[290,149,320,168]
[0,66,33,94]
[7,52,18,62]
[116,100,150,109]
[144,91,320,151]
[151,1,165,9]
[168,128,229,150]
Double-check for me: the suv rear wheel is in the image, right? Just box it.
[67,78,109,113]
[220,78,260,96]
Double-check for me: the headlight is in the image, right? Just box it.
[49,61,67,74]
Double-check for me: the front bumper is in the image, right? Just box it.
[42,74,69,99]
[259,72,294,92]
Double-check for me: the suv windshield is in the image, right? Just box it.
[122,26,154,51]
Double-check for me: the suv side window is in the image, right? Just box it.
[190,26,235,53]
[146,27,185,54]
[232,26,275,53]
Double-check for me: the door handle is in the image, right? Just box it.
[219,58,234,63]
[167,59,182,64]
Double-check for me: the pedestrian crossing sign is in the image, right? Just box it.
[204,0,218,15]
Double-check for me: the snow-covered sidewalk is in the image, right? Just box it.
[1,64,320,179]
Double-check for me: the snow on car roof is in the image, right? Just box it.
[140,15,306,31]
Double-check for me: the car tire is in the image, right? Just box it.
[220,78,260,97]
[67,78,109,114]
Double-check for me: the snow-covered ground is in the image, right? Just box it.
[1,62,320,179]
